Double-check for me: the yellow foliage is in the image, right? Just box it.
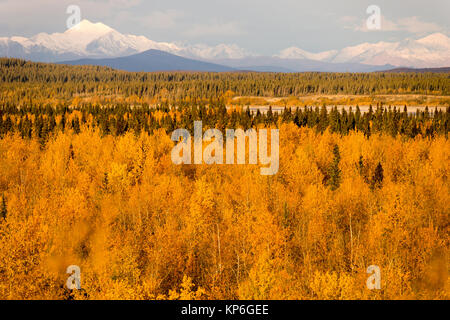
[0,125,448,300]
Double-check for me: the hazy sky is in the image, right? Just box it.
[1,0,449,54]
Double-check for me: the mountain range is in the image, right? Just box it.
[277,33,450,68]
[1,19,449,72]
[0,20,249,62]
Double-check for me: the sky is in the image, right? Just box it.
[0,0,449,55]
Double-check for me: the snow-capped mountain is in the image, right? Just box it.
[277,47,338,61]
[0,19,246,62]
[0,19,448,69]
[276,33,450,68]
[177,43,251,60]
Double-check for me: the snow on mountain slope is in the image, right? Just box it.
[0,19,247,62]
[8,20,115,55]
[84,30,180,57]
[276,47,338,61]
[416,33,450,50]
[278,33,450,68]
[177,43,251,60]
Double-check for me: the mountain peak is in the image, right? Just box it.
[416,32,450,52]
[276,47,338,61]
[420,32,449,40]
[66,19,114,35]
[417,32,450,44]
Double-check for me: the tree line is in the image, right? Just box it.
[1,101,448,143]
[1,58,449,103]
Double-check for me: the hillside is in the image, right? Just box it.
[382,67,450,73]
[60,49,235,72]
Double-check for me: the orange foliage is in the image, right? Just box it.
[0,124,448,300]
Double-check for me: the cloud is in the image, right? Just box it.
[139,10,183,29]
[0,0,140,25]
[114,9,183,31]
[353,16,399,32]
[339,16,358,25]
[107,0,142,8]
[183,21,244,37]
[343,15,443,34]
[394,16,442,33]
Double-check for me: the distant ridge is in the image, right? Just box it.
[60,50,395,73]
[381,67,450,73]
[60,49,235,72]
[212,56,395,73]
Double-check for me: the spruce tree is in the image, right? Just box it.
[327,144,342,191]
[0,195,7,219]
[371,162,384,189]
